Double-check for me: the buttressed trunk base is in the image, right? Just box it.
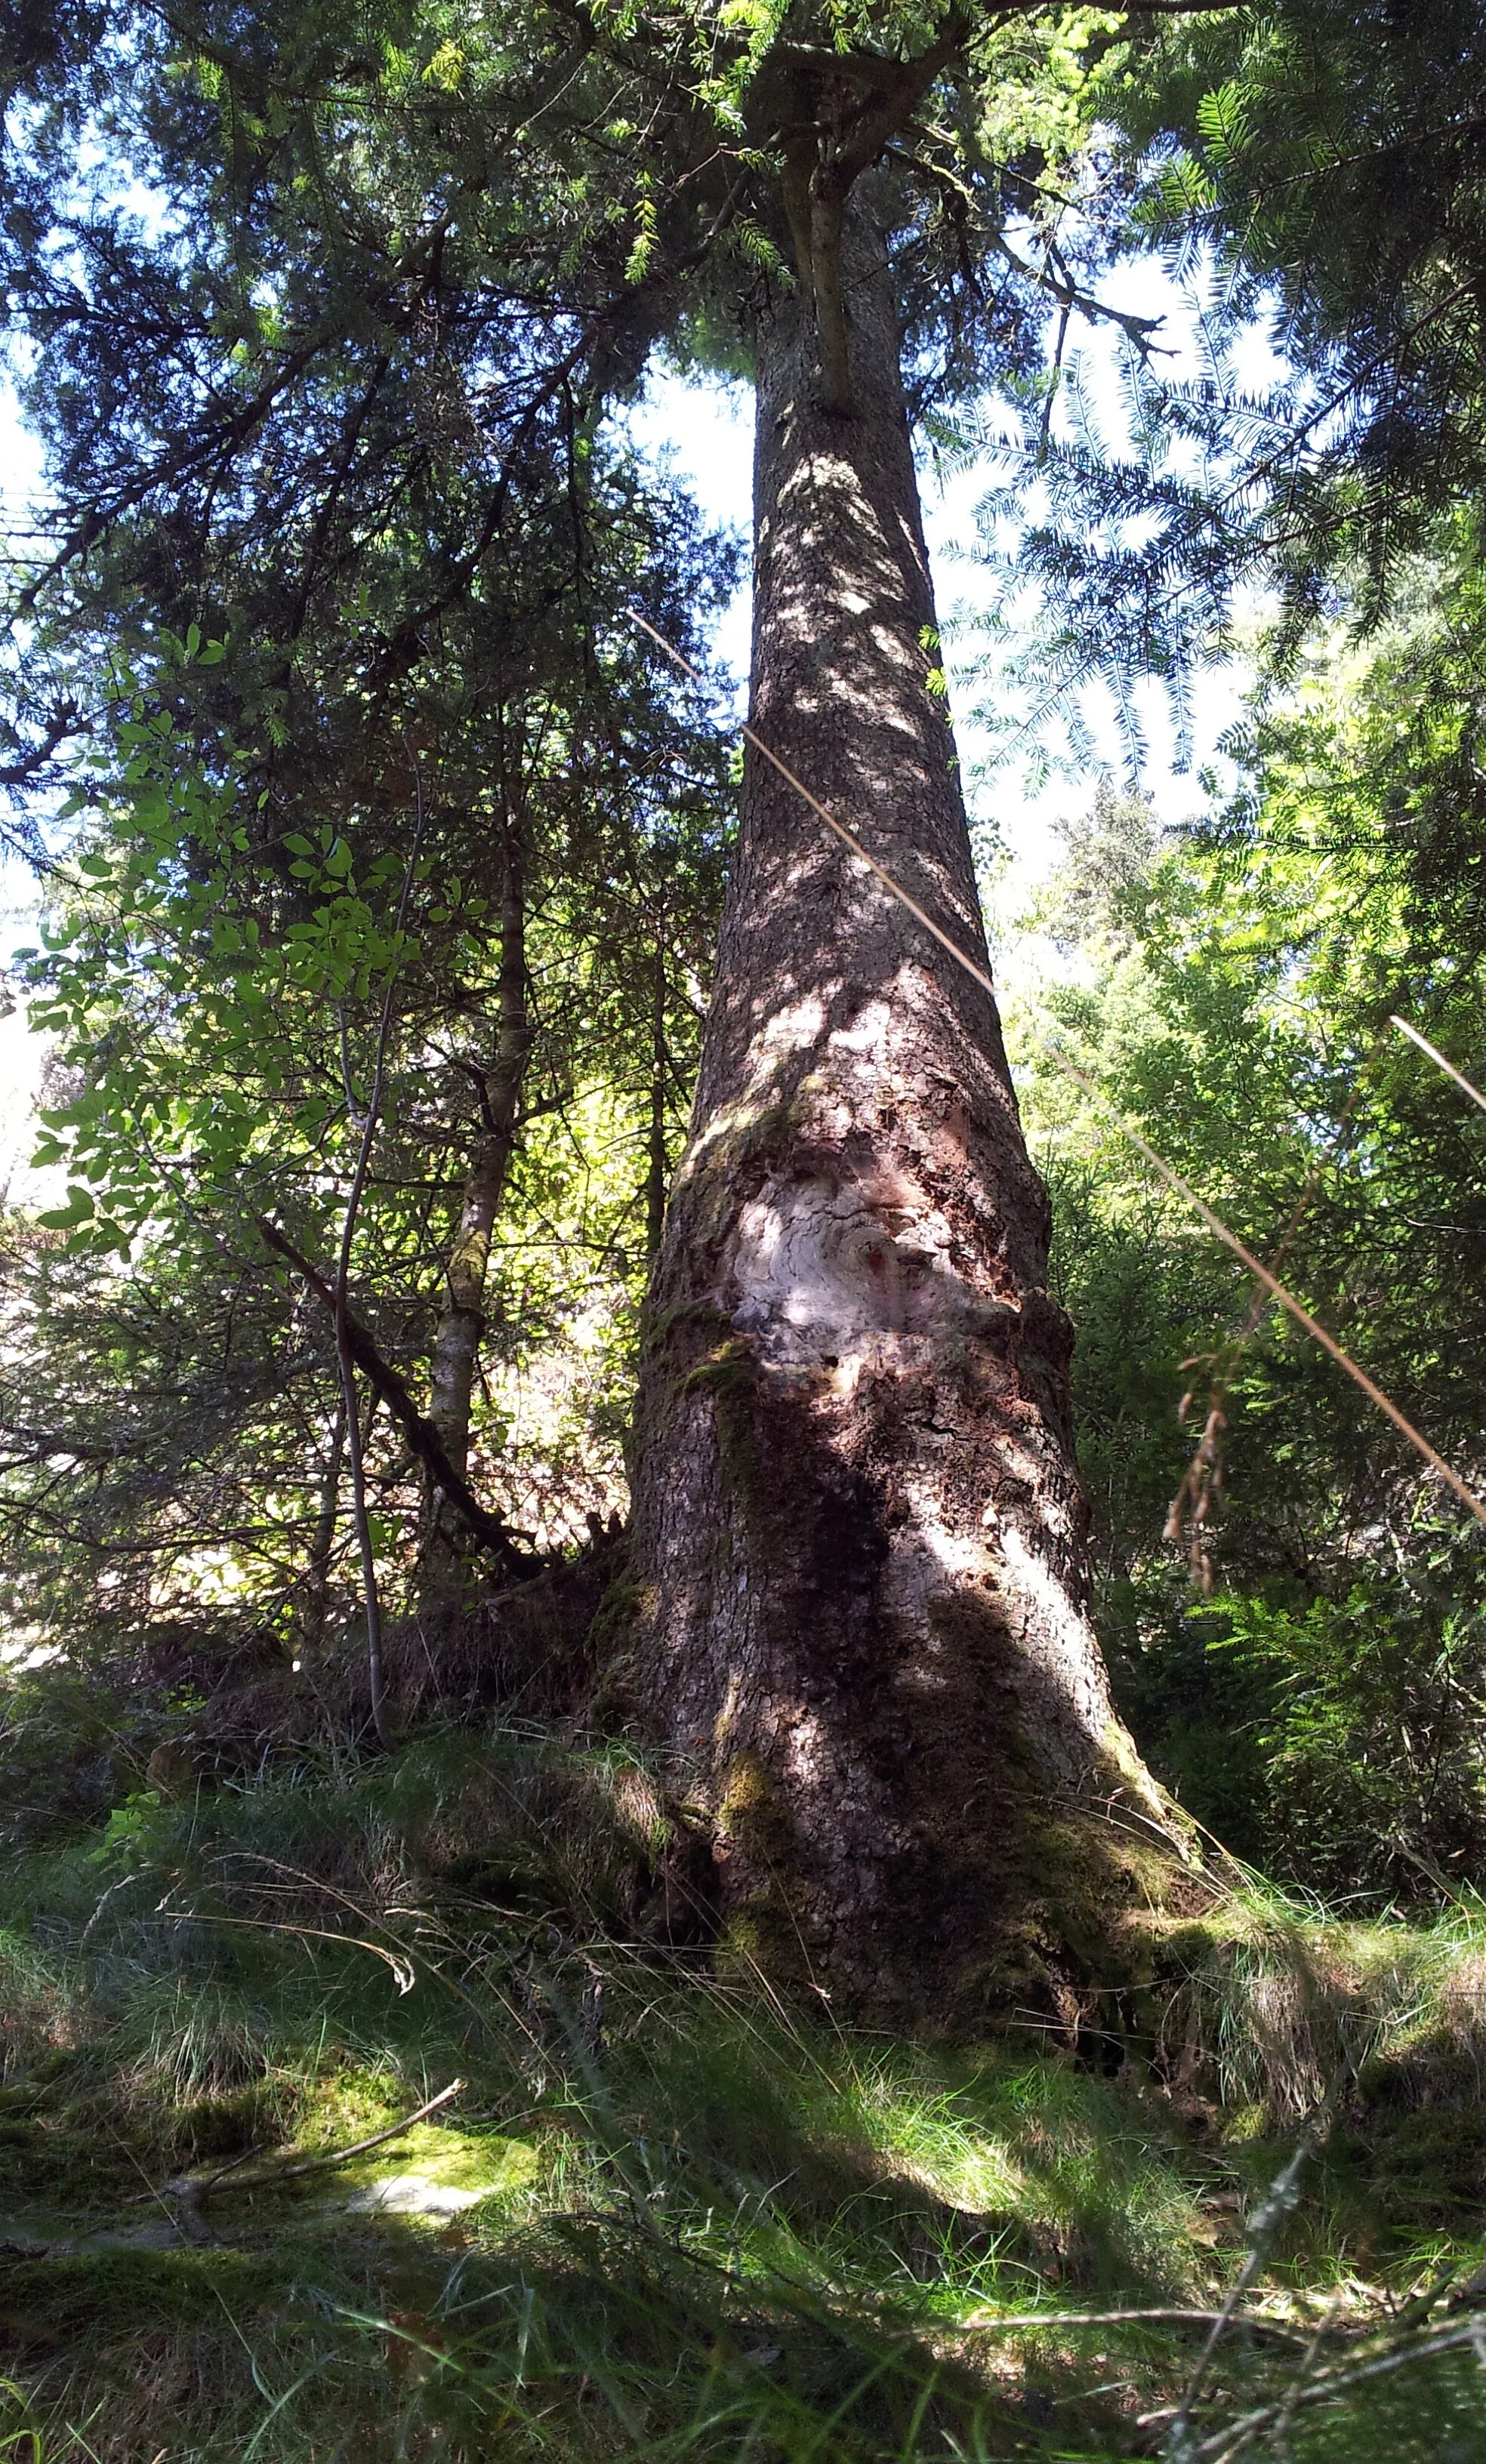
[623,199,1183,2030]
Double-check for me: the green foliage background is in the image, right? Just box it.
[1007,571,1486,1893]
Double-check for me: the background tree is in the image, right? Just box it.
[1010,559,1486,1888]
[1,468,732,1692]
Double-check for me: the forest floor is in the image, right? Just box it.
[2,1700,1486,2462]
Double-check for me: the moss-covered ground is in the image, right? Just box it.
[2,1705,1486,2461]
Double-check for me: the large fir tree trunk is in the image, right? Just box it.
[624,199,1173,2026]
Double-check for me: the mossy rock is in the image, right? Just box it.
[337,2121,541,2206]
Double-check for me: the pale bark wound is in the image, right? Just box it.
[624,199,1173,2025]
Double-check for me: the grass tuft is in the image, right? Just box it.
[2,1702,1486,2458]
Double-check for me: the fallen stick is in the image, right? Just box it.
[136,2077,467,2217]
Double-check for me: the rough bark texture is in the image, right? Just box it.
[427,848,531,1482]
[419,846,532,1608]
[646,944,671,1262]
[622,199,1174,2028]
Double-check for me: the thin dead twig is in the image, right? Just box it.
[135,2077,467,2217]
[254,1220,530,1572]
[1163,2134,1315,2456]
[1177,2312,1486,2462]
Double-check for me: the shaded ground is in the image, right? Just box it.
[2,1706,1485,2460]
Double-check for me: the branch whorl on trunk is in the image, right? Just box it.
[758,18,969,411]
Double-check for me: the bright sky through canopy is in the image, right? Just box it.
[624,246,1253,932]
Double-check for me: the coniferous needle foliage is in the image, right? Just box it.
[987,2,1486,700]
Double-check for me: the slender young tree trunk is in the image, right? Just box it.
[624,199,1173,2026]
[304,1397,347,1658]
[421,842,531,1587]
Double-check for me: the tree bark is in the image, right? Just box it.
[421,843,532,1589]
[623,196,1174,2027]
[646,940,670,1261]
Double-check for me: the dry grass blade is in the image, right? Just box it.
[151,1905,417,1991]
[960,2307,1308,2345]
[1164,1392,1228,1591]
[1391,1012,1486,1116]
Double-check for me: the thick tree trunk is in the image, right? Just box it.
[623,200,1174,2026]
[645,942,670,1261]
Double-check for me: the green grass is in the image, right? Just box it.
[2,1706,1486,2460]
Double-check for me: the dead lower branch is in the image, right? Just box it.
[136,2077,467,2225]
[254,1216,532,1576]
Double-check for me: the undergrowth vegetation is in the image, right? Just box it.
[4,1694,1486,2462]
